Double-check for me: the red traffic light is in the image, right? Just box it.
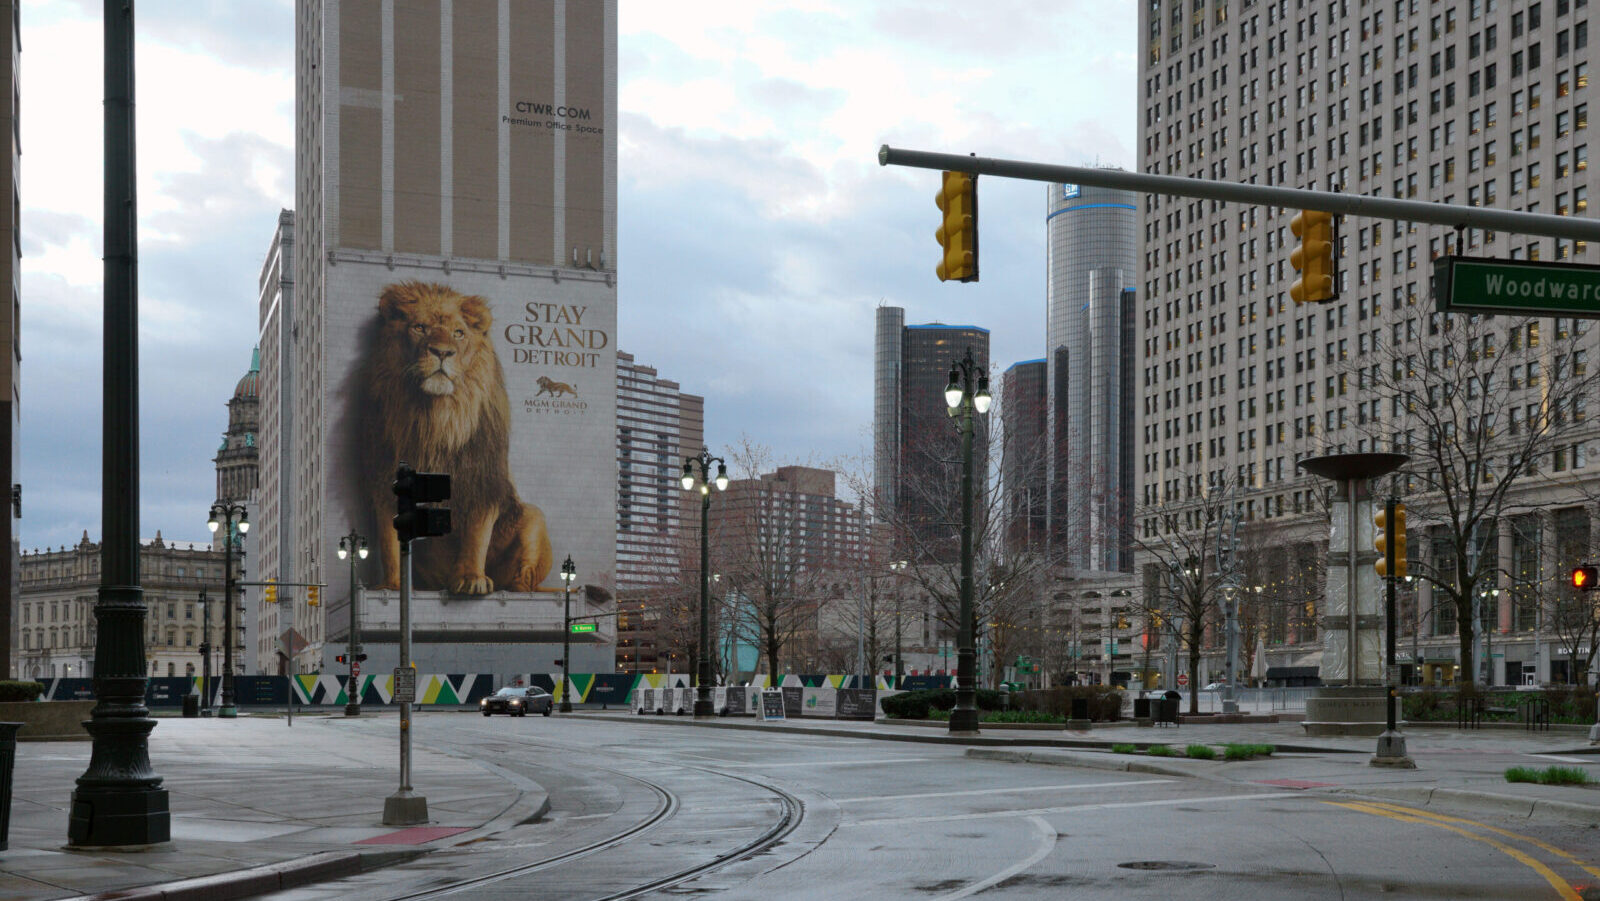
[1574,566,1600,590]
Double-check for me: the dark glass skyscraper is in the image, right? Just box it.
[874,306,990,562]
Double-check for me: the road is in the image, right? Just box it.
[264,714,1600,900]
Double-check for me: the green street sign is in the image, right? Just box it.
[569,622,597,633]
[1434,255,1600,318]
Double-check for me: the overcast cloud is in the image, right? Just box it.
[20,0,1134,551]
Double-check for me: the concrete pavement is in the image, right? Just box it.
[6,707,1600,900]
[0,712,549,901]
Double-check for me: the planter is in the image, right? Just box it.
[0,700,94,741]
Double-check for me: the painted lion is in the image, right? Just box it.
[356,280,553,595]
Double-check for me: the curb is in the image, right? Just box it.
[595,713,1352,755]
[68,848,425,901]
[965,746,1204,778]
[1333,785,1600,824]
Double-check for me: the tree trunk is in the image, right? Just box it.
[1456,598,1475,689]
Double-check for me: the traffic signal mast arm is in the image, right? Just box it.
[881,146,1600,243]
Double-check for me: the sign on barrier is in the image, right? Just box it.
[801,687,837,717]
[837,688,877,720]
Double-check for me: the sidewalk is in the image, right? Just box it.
[0,712,549,901]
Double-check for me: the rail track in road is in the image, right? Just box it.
[383,733,808,901]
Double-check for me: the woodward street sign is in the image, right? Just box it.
[1434,256,1600,318]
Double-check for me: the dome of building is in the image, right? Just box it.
[233,347,260,400]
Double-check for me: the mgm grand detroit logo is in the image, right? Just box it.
[526,376,587,416]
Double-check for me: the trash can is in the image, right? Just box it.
[1133,697,1151,719]
[0,722,19,851]
[183,692,200,718]
[1070,697,1090,720]
[1157,697,1180,725]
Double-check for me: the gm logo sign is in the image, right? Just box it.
[1062,184,1081,199]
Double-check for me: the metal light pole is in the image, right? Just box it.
[944,348,991,735]
[682,448,728,718]
[69,1,170,845]
[337,532,368,716]
[198,588,212,716]
[559,555,576,713]
[890,560,908,682]
[207,503,249,718]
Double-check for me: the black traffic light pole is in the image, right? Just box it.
[1384,495,1399,736]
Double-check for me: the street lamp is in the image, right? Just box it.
[1108,588,1133,687]
[944,348,991,734]
[890,560,909,682]
[197,588,213,716]
[207,502,249,718]
[683,448,728,718]
[337,532,369,716]
[560,555,577,713]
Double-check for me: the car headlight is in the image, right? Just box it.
[510,699,522,706]
[480,699,488,705]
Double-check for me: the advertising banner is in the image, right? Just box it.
[781,686,804,718]
[836,688,877,720]
[801,687,837,718]
[760,689,786,720]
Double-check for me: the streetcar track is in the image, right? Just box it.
[384,732,806,900]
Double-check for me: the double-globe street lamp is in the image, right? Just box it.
[944,348,990,734]
[207,503,249,718]
[682,448,729,718]
[337,532,369,716]
[890,560,909,682]
[559,555,577,713]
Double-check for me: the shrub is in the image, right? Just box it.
[1012,686,1126,722]
[881,692,932,719]
[1185,744,1217,760]
[1504,765,1591,785]
[1111,743,1137,754]
[1146,744,1174,757]
[882,688,1022,720]
[0,680,44,702]
[1224,742,1275,761]
[983,709,1062,724]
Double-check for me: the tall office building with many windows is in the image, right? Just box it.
[615,351,703,589]
[1138,0,1600,683]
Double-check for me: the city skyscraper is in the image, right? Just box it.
[262,2,619,675]
[1138,0,1600,683]
[1046,183,1138,572]
[616,350,704,589]
[873,306,990,562]
[1000,359,1047,555]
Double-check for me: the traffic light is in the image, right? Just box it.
[307,585,320,607]
[335,654,347,663]
[935,170,978,282]
[1374,500,1408,579]
[394,464,452,542]
[1290,209,1336,304]
[1574,566,1600,590]
[264,579,278,604]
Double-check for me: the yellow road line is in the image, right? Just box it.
[1324,801,1581,901]
[1359,801,1600,880]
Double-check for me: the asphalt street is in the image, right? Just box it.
[265,714,1600,900]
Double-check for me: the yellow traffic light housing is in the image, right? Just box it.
[264,579,278,604]
[1374,502,1408,579]
[1574,565,1600,590]
[307,585,320,607]
[1290,210,1336,304]
[935,170,978,282]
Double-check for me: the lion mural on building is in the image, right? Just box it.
[354,280,553,595]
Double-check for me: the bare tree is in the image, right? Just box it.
[1354,309,1600,685]
[1133,472,1245,713]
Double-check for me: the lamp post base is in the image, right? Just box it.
[218,706,237,719]
[947,707,980,734]
[559,702,572,714]
[1371,730,1416,768]
[344,703,360,717]
[693,699,715,719]
[382,791,429,826]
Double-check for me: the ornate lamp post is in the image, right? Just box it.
[890,560,908,682]
[559,555,577,713]
[944,348,991,734]
[207,503,249,718]
[337,532,369,716]
[682,448,728,718]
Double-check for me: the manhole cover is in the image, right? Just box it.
[1117,861,1216,871]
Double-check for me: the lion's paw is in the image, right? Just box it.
[503,563,542,593]
[453,572,495,595]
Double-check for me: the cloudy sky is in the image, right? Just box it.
[21,0,1134,551]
